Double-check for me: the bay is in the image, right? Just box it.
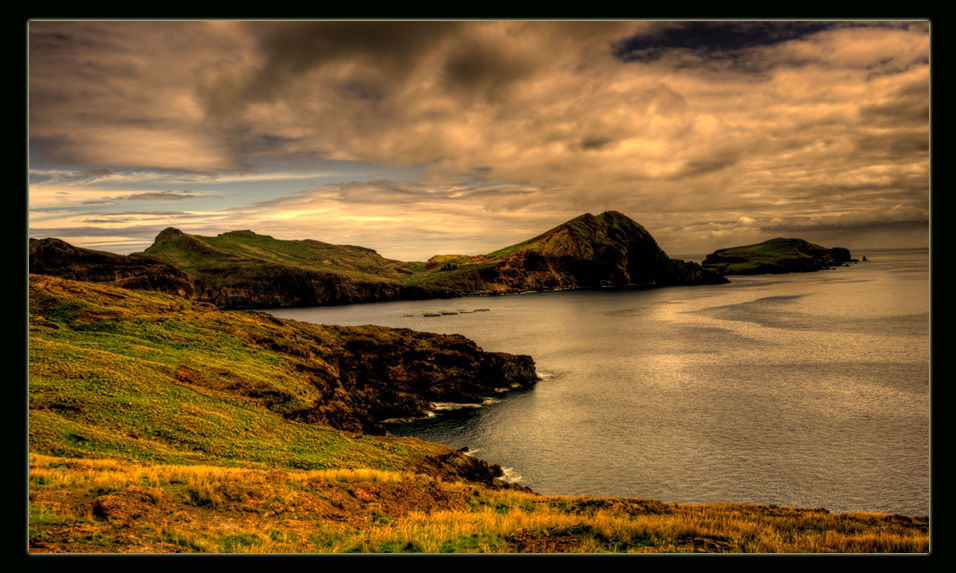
[267,248,930,516]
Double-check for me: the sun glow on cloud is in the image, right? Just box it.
[29,20,929,258]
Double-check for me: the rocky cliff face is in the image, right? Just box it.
[194,268,452,309]
[702,238,857,275]
[294,325,539,434]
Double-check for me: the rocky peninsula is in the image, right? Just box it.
[29,274,537,437]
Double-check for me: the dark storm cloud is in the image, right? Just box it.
[854,130,930,156]
[441,40,538,104]
[760,218,928,235]
[200,21,465,115]
[576,137,616,151]
[676,152,742,179]
[261,21,461,77]
[30,21,246,172]
[198,21,639,122]
[614,21,837,63]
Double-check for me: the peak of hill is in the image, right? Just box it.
[434,210,724,292]
[480,211,649,260]
[29,236,198,298]
[145,227,402,276]
[498,211,653,260]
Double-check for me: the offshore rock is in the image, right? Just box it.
[702,238,857,276]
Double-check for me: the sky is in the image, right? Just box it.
[28,20,930,261]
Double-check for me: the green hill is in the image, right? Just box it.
[142,228,417,284]
[31,211,727,310]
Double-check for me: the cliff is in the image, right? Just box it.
[702,238,856,276]
[29,211,727,310]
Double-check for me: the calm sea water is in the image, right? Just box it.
[268,248,930,516]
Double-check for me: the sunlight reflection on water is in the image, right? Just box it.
[269,249,929,515]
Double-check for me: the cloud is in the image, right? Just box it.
[29,167,114,184]
[29,21,929,257]
[613,21,837,64]
[29,223,184,241]
[126,191,197,201]
[29,21,252,172]
[198,21,467,117]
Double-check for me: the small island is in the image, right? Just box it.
[702,238,856,276]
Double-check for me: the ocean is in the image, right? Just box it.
[267,248,930,516]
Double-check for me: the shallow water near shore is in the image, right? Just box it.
[268,248,929,516]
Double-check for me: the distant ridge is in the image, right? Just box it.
[30,211,727,309]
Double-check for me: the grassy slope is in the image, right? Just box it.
[27,275,929,553]
[137,228,505,292]
[28,274,445,471]
[140,229,416,286]
[428,211,637,265]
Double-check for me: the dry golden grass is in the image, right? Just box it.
[29,453,928,554]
